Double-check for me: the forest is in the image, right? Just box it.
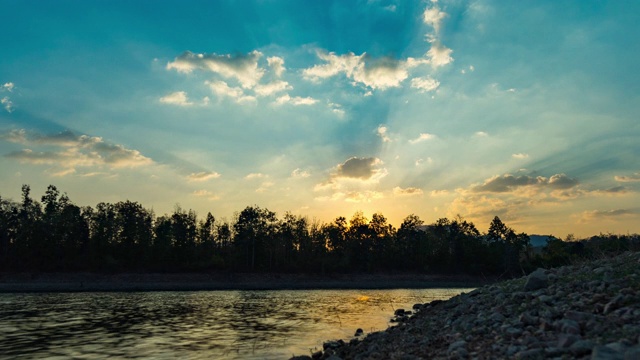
[1,185,638,275]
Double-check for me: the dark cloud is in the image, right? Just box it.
[336,157,380,179]
[473,173,578,193]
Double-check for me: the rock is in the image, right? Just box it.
[519,312,537,326]
[394,309,405,316]
[524,269,549,291]
[312,350,323,359]
[412,303,422,311]
[591,345,624,360]
[515,348,543,359]
[354,328,363,337]
[323,340,344,351]
[557,319,581,334]
[289,356,312,360]
[604,295,625,315]
[569,339,594,356]
[490,312,506,322]
[448,340,467,354]
[558,334,580,348]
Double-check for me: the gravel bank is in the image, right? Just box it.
[297,251,640,360]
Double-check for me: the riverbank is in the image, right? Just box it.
[299,251,640,359]
[0,272,494,292]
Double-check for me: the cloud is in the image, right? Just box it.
[245,173,267,180]
[254,80,292,97]
[472,173,579,193]
[409,133,436,144]
[411,77,440,92]
[336,157,384,180]
[512,153,529,159]
[206,80,256,104]
[160,91,193,106]
[303,51,429,90]
[474,131,489,137]
[615,172,640,182]
[377,125,391,142]
[267,56,285,77]
[426,41,453,67]
[192,190,220,201]
[2,82,14,92]
[256,181,274,193]
[167,50,264,89]
[315,156,387,192]
[1,97,13,112]
[393,187,424,196]
[275,94,318,106]
[188,171,221,182]
[2,130,153,176]
[423,4,447,34]
[317,190,384,203]
[0,129,27,143]
[291,168,311,179]
[578,209,636,222]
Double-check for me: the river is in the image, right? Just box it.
[0,288,471,359]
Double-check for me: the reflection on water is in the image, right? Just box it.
[0,288,470,359]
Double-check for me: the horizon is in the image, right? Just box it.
[1,0,639,238]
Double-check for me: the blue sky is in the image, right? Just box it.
[1,0,639,237]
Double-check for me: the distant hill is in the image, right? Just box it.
[529,235,554,248]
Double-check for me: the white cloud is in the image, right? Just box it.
[512,153,529,159]
[303,52,363,81]
[245,173,267,180]
[411,77,440,92]
[426,41,453,67]
[275,94,318,106]
[188,171,221,182]
[256,181,275,193]
[2,82,14,92]
[423,5,447,34]
[409,133,436,144]
[159,91,193,106]
[193,190,220,201]
[1,97,13,112]
[206,80,256,104]
[267,56,285,77]
[2,130,153,175]
[291,168,311,178]
[303,51,429,90]
[167,50,264,89]
[474,131,489,137]
[377,125,391,142]
[254,80,292,97]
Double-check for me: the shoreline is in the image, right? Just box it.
[300,251,640,359]
[0,272,494,293]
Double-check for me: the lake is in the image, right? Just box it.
[0,288,471,359]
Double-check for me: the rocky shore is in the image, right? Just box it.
[295,251,640,360]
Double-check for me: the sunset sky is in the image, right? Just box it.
[1,0,639,237]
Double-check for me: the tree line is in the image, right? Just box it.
[1,185,638,275]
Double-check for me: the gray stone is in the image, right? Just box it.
[591,345,623,360]
[515,348,544,360]
[524,269,549,291]
[569,339,594,356]
[448,340,467,353]
[558,334,580,348]
[557,319,581,334]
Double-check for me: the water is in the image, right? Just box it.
[0,288,471,359]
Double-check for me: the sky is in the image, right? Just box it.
[1,0,639,237]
